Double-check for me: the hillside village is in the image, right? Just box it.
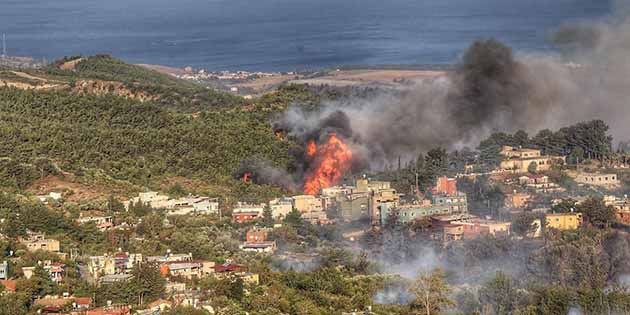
[1,55,630,315]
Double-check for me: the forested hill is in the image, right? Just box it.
[0,56,323,200]
[1,55,252,111]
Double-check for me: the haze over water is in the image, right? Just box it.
[1,0,612,71]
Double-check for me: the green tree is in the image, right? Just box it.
[284,208,303,228]
[107,195,125,212]
[167,183,187,198]
[262,205,274,227]
[131,262,165,305]
[479,272,519,315]
[0,292,30,315]
[577,198,616,229]
[511,212,539,238]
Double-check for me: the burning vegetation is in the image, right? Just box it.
[303,132,353,195]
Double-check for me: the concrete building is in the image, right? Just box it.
[87,253,143,281]
[519,174,565,193]
[573,172,620,188]
[545,213,583,230]
[504,192,531,209]
[292,195,327,223]
[432,176,458,196]
[159,261,213,279]
[133,191,170,209]
[322,179,401,223]
[20,233,60,253]
[76,215,114,231]
[233,202,265,216]
[456,220,511,239]
[499,146,565,173]
[232,211,261,223]
[392,193,468,224]
[167,196,219,215]
[609,196,630,224]
[269,197,293,219]
[339,192,369,222]
[0,261,8,280]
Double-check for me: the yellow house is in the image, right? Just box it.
[545,213,583,230]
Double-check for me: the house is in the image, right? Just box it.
[146,252,193,263]
[499,146,565,173]
[369,188,400,226]
[233,202,265,215]
[159,261,207,279]
[245,228,270,243]
[20,233,60,253]
[292,195,327,223]
[518,174,565,193]
[504,192,530,209]
[145,299,173,314]
[572,172,620,188]
[432,176,458,196]
[128,191,170,209]
[232,211,261,223]
[100,274,134,284]
[435,224,464,242]
[391,193,468,224]
[167,196,219,216]
[47,262,65,283]
[87,253,143,282]
[0,279,17,292]
[0,261,8,280]
[610,196,630,224]
[34,296,92,310]
[81,305,131,315]
[213,263,246,274]
[240,241,277,253]
[23,261,66,283]
[77,215,114,231]
[455,220,511,239]
[323,179,401,223]
[36,192,63,203]
[545,213,582,230]
[268,197,293,219]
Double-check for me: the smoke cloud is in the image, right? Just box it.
[235,156,298,191]
[277,7,630,171]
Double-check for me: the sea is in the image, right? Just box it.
[0,0,612,72]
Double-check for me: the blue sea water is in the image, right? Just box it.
[0,0,612,71]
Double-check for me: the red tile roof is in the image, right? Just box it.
[0,280,17,292]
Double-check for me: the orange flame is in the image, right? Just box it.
[242,173,252,183]
[304,132,353,195]
[306,140,317,157]
[275,130,284,140]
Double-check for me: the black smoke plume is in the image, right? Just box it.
[234,156,298,191]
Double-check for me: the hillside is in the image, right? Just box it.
[0,57,325,202]
[1,55,249,111]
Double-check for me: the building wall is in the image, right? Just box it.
[574,173,620,186]
[434,177,458,196]
[545,213,582,230]
[269,198,293,219]
[0,262,8,280]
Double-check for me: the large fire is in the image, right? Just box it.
[303,132,353,195]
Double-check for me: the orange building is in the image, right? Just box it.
[246,229,269,243]
[504,192,531,209]
[232,212,260,223]
[432,177,458,196]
